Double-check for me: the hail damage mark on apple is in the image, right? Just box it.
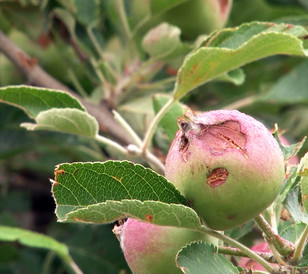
[177,109,248,161]
[198,120,248,157]
[206,167,229,187]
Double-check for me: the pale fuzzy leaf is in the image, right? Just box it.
[62,200,201,229]
[22,108,98,137]
[0,85,85,118]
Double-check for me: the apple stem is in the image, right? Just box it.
[254,214,295,256]
[195,226,277,273]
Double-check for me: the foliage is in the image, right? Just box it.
[0,0,308,273]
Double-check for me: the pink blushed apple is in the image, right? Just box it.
[114,218,218,274]
[165,110,285,230]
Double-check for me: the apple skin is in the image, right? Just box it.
[131,0,233,40]
[161,0,233,40]
[165,110,285,230]
[115,218,218,274]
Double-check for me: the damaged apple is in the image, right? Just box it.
[165,109,285,230]
[114,218,218,274]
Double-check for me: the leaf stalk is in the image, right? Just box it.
[142,96,176,152]
[254,214,295,256]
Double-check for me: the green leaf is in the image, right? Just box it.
[176,242,239,274]
[0,85,85,118]
[299,243,308,267]
[280,222,307,243]
[21,108,98,137]
[52,161,201,228]
[273,128,306,161]
[285,187,308,224]
[54,223,129,274]
[261,60,308,104]
[299,152,308,213]
[0,225,69,260]
[173,22,308,100]
[152,94,185,140]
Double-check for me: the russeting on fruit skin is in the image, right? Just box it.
[165,109,285,230]
[114,218,218,274]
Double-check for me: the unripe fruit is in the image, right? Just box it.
[161,0,233,40]
[165,110,285,230]
[114,218,218,274]
[131,0,233,40]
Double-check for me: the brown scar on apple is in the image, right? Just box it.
[206,168,229,188]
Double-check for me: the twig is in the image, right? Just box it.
[254,214,295,256]
[0,29,133,145]
[95,134,128,155]
[113,110,143,147]
[142,97,175,152]
[127,144,165,174]
[218,246,276,263]
[291,225,308,265]
[112,110,165,173]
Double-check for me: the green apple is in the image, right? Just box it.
[132,0,233,40]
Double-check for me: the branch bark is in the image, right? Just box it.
[0,29,133,145]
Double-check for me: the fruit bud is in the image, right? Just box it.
[165,109,285,230]
[114,218,218,274]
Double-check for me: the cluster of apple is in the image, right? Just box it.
[114,109,285,273]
